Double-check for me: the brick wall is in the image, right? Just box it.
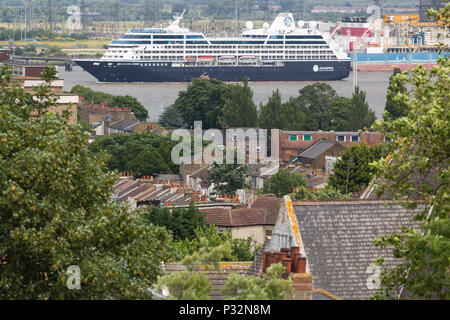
[279,130,384,161]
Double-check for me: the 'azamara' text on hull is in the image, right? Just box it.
[75,11,351,82]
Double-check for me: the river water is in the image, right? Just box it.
[58,66,392,122]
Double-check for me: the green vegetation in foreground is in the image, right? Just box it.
[88,132,178,178]
[0,64,172,299]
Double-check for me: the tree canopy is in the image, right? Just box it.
[88,131,178,177]
[143,204,205,241]
[371,55,450,300]
[262,168,306,197]
[223,77,258,128]
[0,64,171,299]
[328,143,388,194]
[383,68,409,121]
[167,78,234,130]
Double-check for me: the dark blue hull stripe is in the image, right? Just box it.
[75,60,351,82]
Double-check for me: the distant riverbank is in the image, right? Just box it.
[59,66,392,122]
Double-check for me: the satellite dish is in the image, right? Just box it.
[310,21,317,30]
[245,21,254,30]
[297,20,304,28]
[262,23,269,30]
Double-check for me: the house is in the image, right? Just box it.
[279,130,384,162]
[21,79,78,125]
[266,196,422,299]
[201,196,281,245]
[292,138,345,175]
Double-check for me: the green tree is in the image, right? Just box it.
[205,160,248,196]
[0,64,172,299]
[143,203,205,241]
[383,68,408,121]
[328,143,388,194]
[88,131,178,177]
[262,168,306,197]
[159,103,187,129]
[345,86,377,131]
[371,52,450,298]
[223,77,258,127]
[295,83,338,130]
[171,78,233,129]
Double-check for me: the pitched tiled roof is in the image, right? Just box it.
[298,138,340,160]
[252,196,281,225]
[190,165,210,179]
[108,118,139,132]
[293,201,422,300]
[201,196,281,227]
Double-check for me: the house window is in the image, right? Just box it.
[302,134,312,141]
[350,135,360,142]
[265,229,273,237]
[289,134,298,141]
[336,135,346,142]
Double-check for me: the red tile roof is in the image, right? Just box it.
[201,195,281,227]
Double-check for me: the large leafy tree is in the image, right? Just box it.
[328,143,388,194]
[88,131,178,177]
[171,78,233,130]
[370,5,449,299]
[371,59,450,300]
[262,168,306,197]
[0,65,172,299]
[158,103,187,129]
[223,77,258,128]
[205,159,248,195]
[295,82,338,130]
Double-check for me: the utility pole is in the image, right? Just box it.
[80,0,85,34]
[48,0,53,31]
[145,0,150,25]
[114,0,119,37]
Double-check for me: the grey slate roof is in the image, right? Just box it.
[108,118,139,132]
[298,138,339,160]
[293,201,422,300]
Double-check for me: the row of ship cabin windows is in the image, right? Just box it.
[288,134,361,142]
[133,56,334,61]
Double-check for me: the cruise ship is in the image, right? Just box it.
[75,12,351,82]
